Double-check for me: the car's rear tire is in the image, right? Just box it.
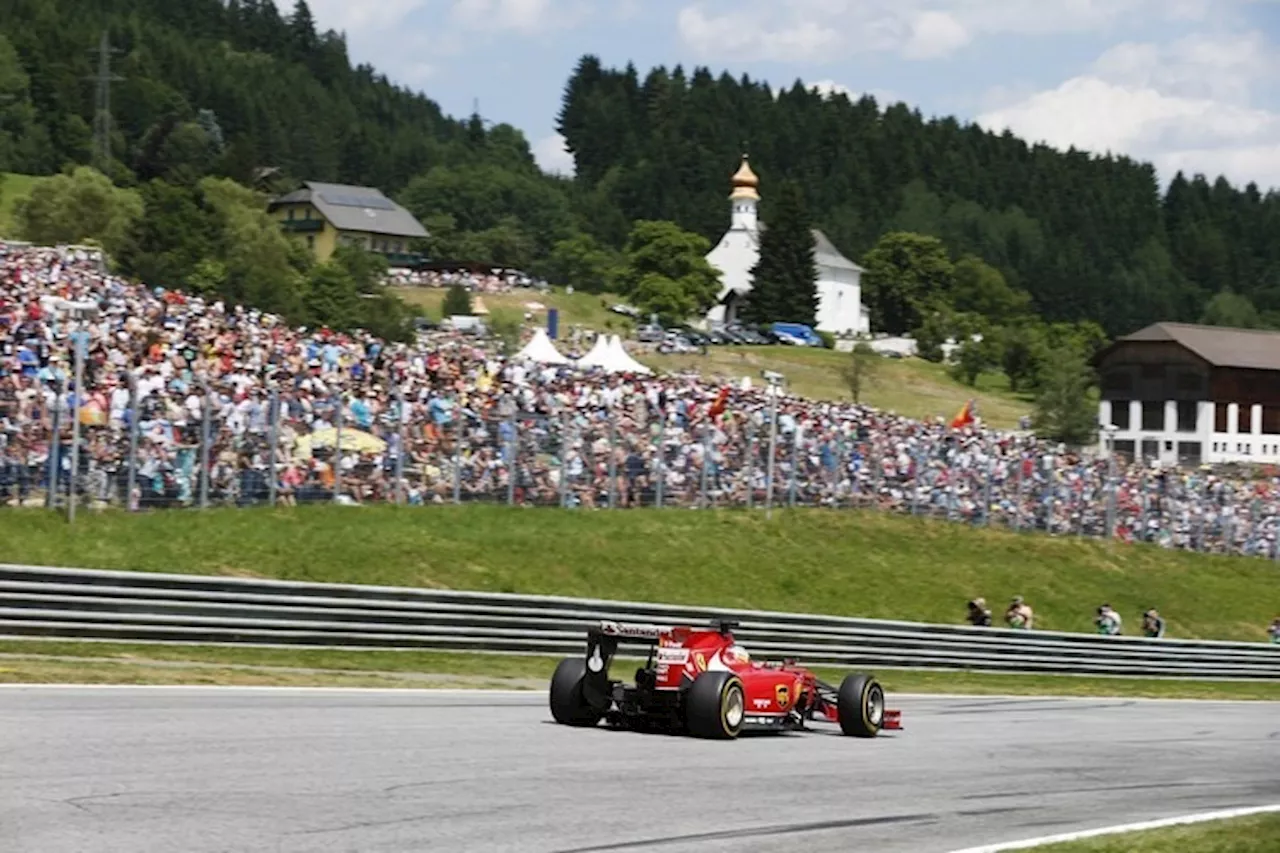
[684,671,745,739]
[549,658,602,727]
[837,673,884,737]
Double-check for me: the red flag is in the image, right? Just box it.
[707,387,730,420]
[949,399,975,430]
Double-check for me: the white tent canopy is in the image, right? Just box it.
[574,333,612,369]
[605,335,653,374]
[514,327,570,365]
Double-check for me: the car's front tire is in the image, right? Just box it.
[837,673,884,737]
[549,657,602,727]
[684,671,745,739]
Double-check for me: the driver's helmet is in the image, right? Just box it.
[722,644,750,665]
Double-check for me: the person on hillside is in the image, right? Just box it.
[1005,596,1033,630]
[1269,618,1280,645]
[1094,603,1122,636]
[966,598,992,627]
[1141,608,1165,639]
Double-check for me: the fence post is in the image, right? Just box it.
[126,372,140,511]
[1013,450,1023,532]
[745,427,755,510]
[765,384,778,519]
[983,441,993,527]
[506,417,516,507]
[67,328,86,524]
[394,384,406,505]
[559,410,570,509]
[267,387,279,508]
[910,447,920,516]
[333,394,344,504]
[788,425,799,508]
[1105,451,1117,540]
[199,382,212,509]
[452,405,463,505]
[607,412,617,510]
[699,423,710,508]
[653,426,664,509]
[46,378,63,509]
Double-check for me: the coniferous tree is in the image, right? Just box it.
[741,180,817,326]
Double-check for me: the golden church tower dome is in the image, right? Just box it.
[729,154,760,201]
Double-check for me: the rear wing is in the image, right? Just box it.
[583,619,739,693]
[593,618,740,642]
[596,620,671,641]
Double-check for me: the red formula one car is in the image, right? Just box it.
[549,619,901,739]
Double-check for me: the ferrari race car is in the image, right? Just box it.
[549,619,902,739]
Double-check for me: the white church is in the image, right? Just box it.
[704,155,870,336]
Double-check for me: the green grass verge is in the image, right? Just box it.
[0,172,39,238]
[1023,812,1280,852]
[3,505,1278,643]
[1,640,1276,699]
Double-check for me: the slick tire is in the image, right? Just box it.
[549,657,602,727]
[684,671,745,739]
[837,673,884,738]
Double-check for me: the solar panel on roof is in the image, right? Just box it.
[321,192,395,210]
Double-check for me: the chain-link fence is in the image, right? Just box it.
[6,375,1280,564]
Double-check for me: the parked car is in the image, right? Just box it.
[636,324,665,343]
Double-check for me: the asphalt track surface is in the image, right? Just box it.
[1,687,1277,853]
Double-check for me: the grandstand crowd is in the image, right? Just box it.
[3,242,1280,563]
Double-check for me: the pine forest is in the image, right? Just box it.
[1,0,1278,344]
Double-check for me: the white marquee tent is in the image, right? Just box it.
[514,328,570,365]
[605,335,653,374]
[574,333,612,369]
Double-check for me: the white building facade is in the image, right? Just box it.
[705,156,870,336]
[1095,323,1280,466]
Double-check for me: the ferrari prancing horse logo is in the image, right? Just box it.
[775,684,790,708]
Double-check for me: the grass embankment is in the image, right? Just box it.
[647,346,1031,428]
[395,286,1031,426]
[1024,812,1280,852]
[1,641,1275,699]
[395,285,633,334]
[1,505,1277,643]
[0,172,39,237]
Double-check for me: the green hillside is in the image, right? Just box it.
[1,505,1276,643]
[0,172,37,237]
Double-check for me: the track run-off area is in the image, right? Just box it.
[1,686,1276,853]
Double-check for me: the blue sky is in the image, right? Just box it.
[304,0,1280,190]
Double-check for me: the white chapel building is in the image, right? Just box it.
[705,155,870,336]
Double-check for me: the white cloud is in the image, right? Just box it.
[304,0,431,35]
[676,5,843,62]
[533,133,575,176]
[675,0,1225,63]
[450,0,589,32]
[902,11,970,60]
[976,32,1280,188]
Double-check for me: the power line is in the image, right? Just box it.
[85,30,124,171]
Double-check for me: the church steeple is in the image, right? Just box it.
[728,153,759,231]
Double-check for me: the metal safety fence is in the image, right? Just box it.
[1,564,1277,680]
[5,381,1280,563]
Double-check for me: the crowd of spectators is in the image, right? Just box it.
[383,266,546,292]
[3,241,1280,564]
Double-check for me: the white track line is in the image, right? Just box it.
[0,685,1272,703]
[947,804,1280,852]
[0,684,538,695]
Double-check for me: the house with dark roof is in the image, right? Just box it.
[268,182,428,266]
[1093,322,1280,465]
